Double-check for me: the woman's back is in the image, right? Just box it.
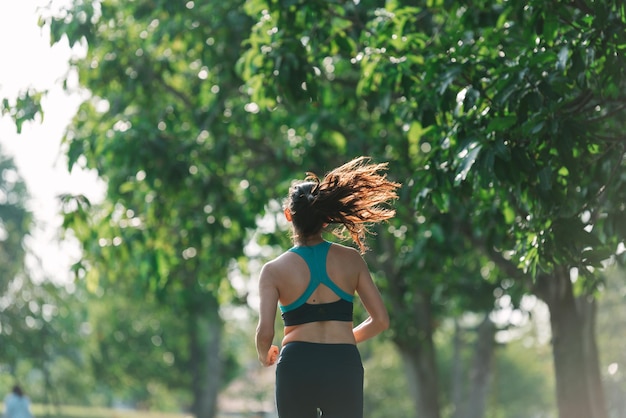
[267,242,370,345]
[276,242,360,304]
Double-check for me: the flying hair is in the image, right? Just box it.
[286,156,400,253]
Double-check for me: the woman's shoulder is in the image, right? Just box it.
[261,249,302,272]
[329,241,361,255]
[328,241,365,265]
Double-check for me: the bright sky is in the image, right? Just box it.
[0,0,105,285]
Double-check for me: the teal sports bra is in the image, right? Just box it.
[279,241,354,326]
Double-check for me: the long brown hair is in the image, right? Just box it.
[286,156,400,253]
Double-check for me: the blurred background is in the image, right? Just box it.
[1,1,625,418]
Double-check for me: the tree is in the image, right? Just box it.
[0,147,31,297]
[38,1,307,416]
[79,277,193,409]
[0,146,87,408]
[0,146,33,372]
[389,3,626,417]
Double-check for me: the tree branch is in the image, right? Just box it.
[587,104,626,124]
[594,134,626,143]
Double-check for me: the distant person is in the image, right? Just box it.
[255,156,400,418]
[3,385,33,418]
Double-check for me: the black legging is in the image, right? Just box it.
[275,342,364,418]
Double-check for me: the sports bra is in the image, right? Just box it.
[279,241,354,326]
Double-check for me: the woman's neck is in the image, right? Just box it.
[295,234,324,246]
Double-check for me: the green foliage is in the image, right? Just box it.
[378,0,626,278]
[37,0,320,414]
[240,0,626,281]
[0,148,95,409]
[47,0,305,306]
[0,274,92,401]
[0,148,31,296]
[81,283,190,408]
[0,89,44,133]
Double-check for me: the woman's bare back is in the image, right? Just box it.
[272,243,363,345]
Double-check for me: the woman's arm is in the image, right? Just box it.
[352,256,389,343]
[255,263,280,366]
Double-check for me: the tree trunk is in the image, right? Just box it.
[464,316,496,418]
[199,310,223,418]
[373,233,441,418]
[189,293,223,418]
[536,267,595,418]
[576,296,607,418]
[189,313,202,417]
[450,319,465,418]
[392,294,441,418]
[396,342,441,418]
[451,315,496,418]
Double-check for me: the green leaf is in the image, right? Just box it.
[487,115,517,132]
[581,247,615,268]
[538,167,552,191]
[557,46,569,71]
[454,141,482,185]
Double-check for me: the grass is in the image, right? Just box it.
[31,404,191,418]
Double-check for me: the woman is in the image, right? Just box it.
[3,385,33,418]
[255,156,400,418]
